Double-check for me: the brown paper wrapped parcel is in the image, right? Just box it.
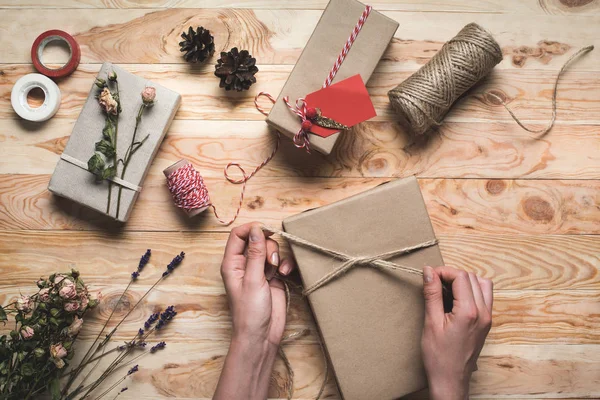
[283,176,443,399]
[266,0,398,155]
[49,63,181,222]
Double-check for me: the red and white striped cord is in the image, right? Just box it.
[282,96,311,151]
[323,5,372,88]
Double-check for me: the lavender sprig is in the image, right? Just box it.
[155,306,177,330]
[162,252,185,277]
[144,313,159,329]
[150,342,166,353]
[127,365,138,375]
[132,249,151,280]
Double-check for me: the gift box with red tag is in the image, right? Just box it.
[265,0,398,155]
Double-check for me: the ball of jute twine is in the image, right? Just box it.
[389,22,594,137]
[388,23,503,135]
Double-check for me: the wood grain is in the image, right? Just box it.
[0,231,598,291]
[31,341,600,399]
[2,0,600,14]
[1,9,599,69]
[1,1,599,398]
[2,64,600,124]
[1,281,599,345]
[1,175,598,234]
[2,118,600,179]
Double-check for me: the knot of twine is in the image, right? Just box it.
[282,96,311,152]
[262,226,436,296]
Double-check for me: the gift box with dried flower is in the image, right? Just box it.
[49,63,181,222]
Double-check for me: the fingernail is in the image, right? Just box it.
[249,225,262,242]
[423,266,433,283]
[280,261,292,276]
[270,252,280,267]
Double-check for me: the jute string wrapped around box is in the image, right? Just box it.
[265,226,437,399]
[388,22,594,136]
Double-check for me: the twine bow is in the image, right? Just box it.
[282,96,311,152]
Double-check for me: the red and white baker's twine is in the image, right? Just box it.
[284,5,372,152]
[323,5,372,88]
[166,7,371,224]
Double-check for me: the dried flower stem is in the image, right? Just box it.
[116,103,149,220]
[106,81,120,215]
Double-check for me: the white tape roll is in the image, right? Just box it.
[11,73,61,122]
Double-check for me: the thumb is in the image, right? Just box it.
[244,223,267,285]
[423,266,444,323]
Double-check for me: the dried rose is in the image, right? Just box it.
[53,274,66,285]
[64,302,80,312]
[99,87,119,115]
[16,295,33,313]
[21,326,34,340]
[50,343,67,360]
[59,280,77,299]
[141,86,156,106]
[68,316,83,336]
[39,288,50,302]
[53,358,66,369]
[80,295,89,311]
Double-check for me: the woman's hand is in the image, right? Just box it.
[421,266,493,400]
[214,222,295,400]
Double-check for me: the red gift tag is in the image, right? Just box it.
[304,74,376,138]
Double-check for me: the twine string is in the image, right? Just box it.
[487,45,594,136]
[263,226,434,295]
[388,23,594,137]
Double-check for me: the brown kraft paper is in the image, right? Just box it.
[266,0,398,155]
[48,63,181,222]
[283,176,443,399]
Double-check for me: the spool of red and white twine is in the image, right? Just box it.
[164,6,371,224]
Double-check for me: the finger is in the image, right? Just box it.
[269,278,288,337]
[266,239,280,267]
[278,258,297,276]
[422,266,445,323]
[244,223,268,285]
[435,266,476,315]
[468,272,487,313]
[477,276,494,313]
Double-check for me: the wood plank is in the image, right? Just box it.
[2,118,600,180]
[0,175,598,234]
[22,341,600,399]
[2,64,599,125]
[1,10,599,69]
[1,281,599,344]
[1,231,598,291]
[2,0,600,15]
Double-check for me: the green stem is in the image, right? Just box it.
[116,104,145,220]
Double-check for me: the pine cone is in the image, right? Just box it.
[214,47,259,91]
[179,26,215,63]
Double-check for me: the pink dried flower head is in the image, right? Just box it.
[39,288,51,302]
[50,343,67,360]
[16,295,33,313]
[59,280,77,299]
[53,275,66,285]
[99,87,119,115]
[80,295,89,311]
[68,316,83,336]
[21,326,35,340]
[141,86,156,106]
[64,302,80,312]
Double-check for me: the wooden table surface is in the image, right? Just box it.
[1,0,599,398]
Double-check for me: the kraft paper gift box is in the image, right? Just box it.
[266,0,398,155]
[282,176,444,399]
[49,63,181,222]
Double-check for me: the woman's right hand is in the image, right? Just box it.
[420,266,493,400]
